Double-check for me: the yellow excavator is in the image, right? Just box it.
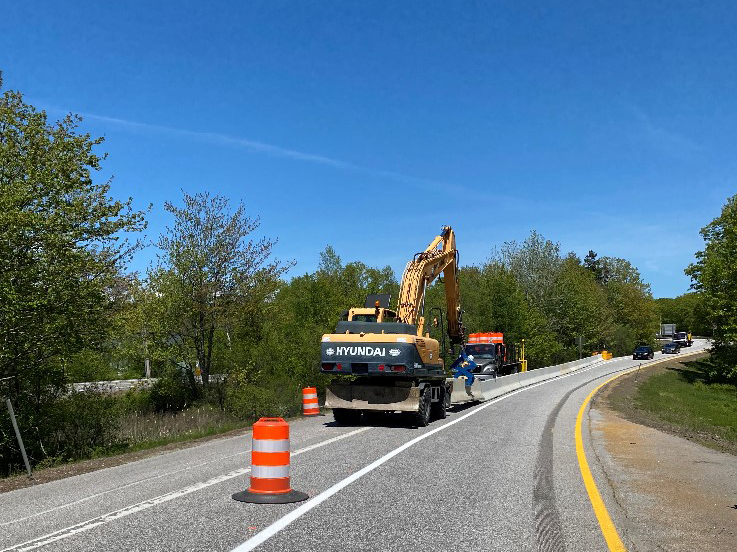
[320,226,464,426]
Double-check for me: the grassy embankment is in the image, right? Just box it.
[608,355,737,454]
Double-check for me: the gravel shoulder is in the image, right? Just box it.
[590,354,737,551]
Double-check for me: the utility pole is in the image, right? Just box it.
[143,328,151,379]
[575,336,583,359]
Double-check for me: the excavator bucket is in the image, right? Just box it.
[325,382,422,412]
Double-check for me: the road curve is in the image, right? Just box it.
[0,341,709,552]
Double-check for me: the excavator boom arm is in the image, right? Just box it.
[396,226,464,343]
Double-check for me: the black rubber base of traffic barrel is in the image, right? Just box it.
[232,489,309,504]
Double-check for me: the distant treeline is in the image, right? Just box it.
[1,77,733,476]
[654,293,712,337]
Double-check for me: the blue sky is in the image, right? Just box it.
[2,1,735,297]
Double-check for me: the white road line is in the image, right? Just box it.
[3,421,356,528]
[231,359,623,552]
[1,427,371,552]
[0,450,245,528]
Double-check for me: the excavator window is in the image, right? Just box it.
[335,321,417,335]
[351,314,378,323]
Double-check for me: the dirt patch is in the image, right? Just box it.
[594,352,737,456]
[589,352,737,550]
[592,408,737,551]
[0,426,250,494]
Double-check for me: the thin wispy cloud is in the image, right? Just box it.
[52,108,463,192]
[629,106,702,156]
[85,113,362,170]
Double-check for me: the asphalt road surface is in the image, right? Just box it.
[0,341,710,552]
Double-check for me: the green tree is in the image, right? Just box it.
[148,191,290,388]
[598,256,658,352]
[547,256,613,356]
[686,193,737,379]
[494,230,562,311]
[654,293,711,337]
[254,247,398,388]
[0,77,146,473]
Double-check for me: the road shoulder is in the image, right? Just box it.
[589,363,737,550]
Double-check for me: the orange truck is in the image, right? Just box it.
[461,332,523,377]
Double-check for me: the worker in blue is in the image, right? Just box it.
[451,349,478,385]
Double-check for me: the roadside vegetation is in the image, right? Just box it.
[0,75,730,477]
[639,360,737,443]
[606,356,737,455]
[654,292,711,338]
[686,193,737,382]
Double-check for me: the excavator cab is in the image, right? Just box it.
[347,308,397,323]
[346,294,397,323]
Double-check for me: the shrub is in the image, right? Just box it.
[224,378,303,421]
[149,365,196,412]
[119,387,155,414]
[48,387,121,459]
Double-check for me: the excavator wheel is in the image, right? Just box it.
[430,386,447,420]
[414,387,432,427]
[333,408,362,425]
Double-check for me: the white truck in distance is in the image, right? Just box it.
[660,323,676,338]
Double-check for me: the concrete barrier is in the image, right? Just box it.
[449,354,603,405]
[556,355,602,376]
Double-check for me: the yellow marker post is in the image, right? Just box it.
[520,339,527,372]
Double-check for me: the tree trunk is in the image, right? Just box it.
[205,325,215,387]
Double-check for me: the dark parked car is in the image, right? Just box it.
[633,345,654,360]
[661,342,681,354]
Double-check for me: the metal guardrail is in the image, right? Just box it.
[70,374,228,393]
[70,379,158,393]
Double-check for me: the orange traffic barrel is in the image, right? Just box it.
[302,387,320,416]
[232,418,308,504]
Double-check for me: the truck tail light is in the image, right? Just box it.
[336,363,342,371]
[391,365,406,372]
[378,364,385,371]
[321,363,333,370]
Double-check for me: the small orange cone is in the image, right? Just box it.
[232,418,308,504]
[302,387,320,416]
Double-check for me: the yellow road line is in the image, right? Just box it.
[575,371,631,552]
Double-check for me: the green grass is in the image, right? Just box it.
[108,420,246,455]
[32,408,247,472]
[635,360,737,444]
[115,405,242,445]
